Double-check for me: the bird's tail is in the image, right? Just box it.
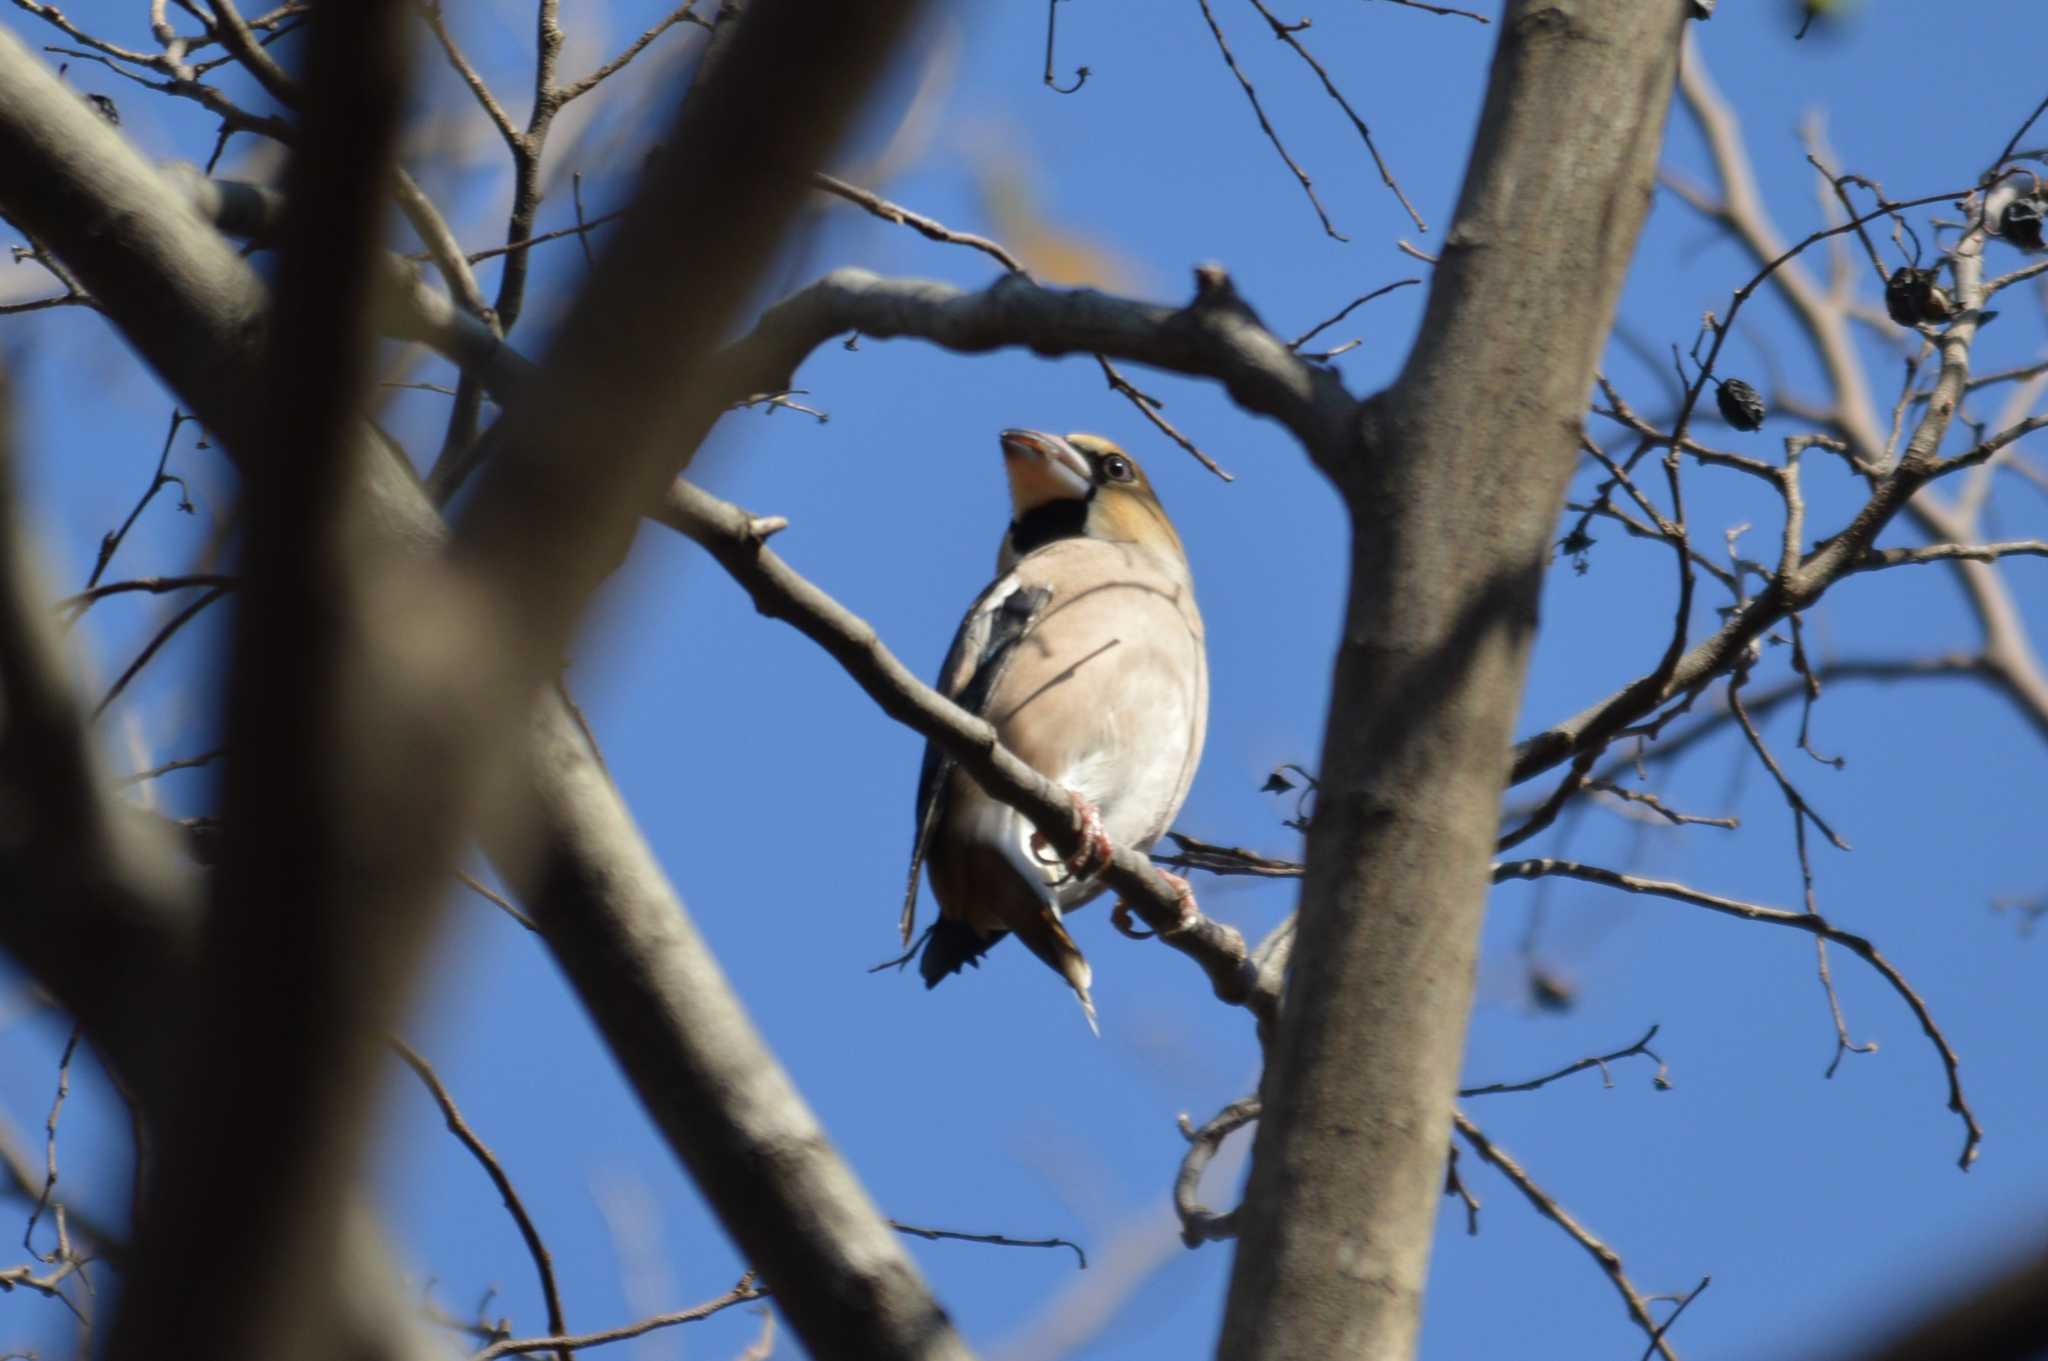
[1016,909,1098,1037]
[919,918,1005,988]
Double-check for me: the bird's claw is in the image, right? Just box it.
[1111,871,1201,940]
[1159,870,1200,935]
[1036,791,1114,883]
[1110,899,1154,939]
[1066,791,1113,880]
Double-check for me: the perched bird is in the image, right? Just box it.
[900,429,1208,1031]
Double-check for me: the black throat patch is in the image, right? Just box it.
[1008,495,1091,556]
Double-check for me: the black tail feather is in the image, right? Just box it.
[920,919,1007,988]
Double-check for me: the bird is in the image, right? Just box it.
[899,428,1208,1031]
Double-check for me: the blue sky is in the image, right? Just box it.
[3,1,2047,1358]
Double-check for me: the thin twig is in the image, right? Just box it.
[413,0,519,146]
[1639,1278,1713,1361]
[85,408,195,590]
[90,585,230,720]
[1459,1025,1671,1097]
[455,210,628,266]
[1288,277,1420,350]
[1154,832,1303,878]
[1453,1112,1686,1361]
[469,1277,765,1361]
[811,171,1023,272]
[21,1027,78,1263]
[456,870,538,932]
[1493,857,1982,1169]
[1847,540,2048,573]
[1372,0,1487,20]
[888,1219,1087,1269]
[807,171,1234,478]
[555,0,703,104]
[1243,0,1426,230]
[1091,354,1232,480]
[1586,780,1737,830]
[1041,0,1088,93]
[1443,1144,1481,1235]
[59,573,232,618]
[114,747,223,787]
[1196,0,1345,240]
[394,1040,571,1361]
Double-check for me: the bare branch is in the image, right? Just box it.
[712,265,1355,463]
[1452,1112,1691,1361]
[413,0,519,147]
[1458,1025,1670,1098]
[555,2,705,104]
[471,1276,766,1361]
[888,1221,1087,1270]
[1288,277,1420,351]
[811,170,1024,272]
[1243,0,1426,230]
[1493,857,1982,1169]
[1371,0,1488,20]
[808,170,1234,478]
[1041,0,1088,94]
[1174,1096,1261,1247]
[1848,540,2048,573]
[81,407,195,591]
[114,746,223,788]
[1154,832,1303,878]
[59,573,229,617]
[456,869,537,931]
[89,583,230,720]
[1195,0,1345,240]
[394,1041,570,1361]
[452,211,626,266]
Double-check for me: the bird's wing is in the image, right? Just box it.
[900,577,1052,943]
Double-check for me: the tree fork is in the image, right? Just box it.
[1216,5,1690,1358]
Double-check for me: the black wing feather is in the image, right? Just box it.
[898,583,1051,942]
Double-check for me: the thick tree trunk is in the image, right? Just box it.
[1217,5,1687,1358]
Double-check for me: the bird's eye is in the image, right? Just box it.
[1102,454,1134,482]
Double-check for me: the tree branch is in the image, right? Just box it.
[1452,1112,1693,1361]
[1493,858,1981,1169]
[0,19,973,1361]
[711,265,1355,464]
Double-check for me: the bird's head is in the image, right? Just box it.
[997,429,1183,569]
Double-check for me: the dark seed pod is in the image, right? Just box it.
[1884,266,1955,326]
[1999,194,2046,253]
[1715,377,1766,432]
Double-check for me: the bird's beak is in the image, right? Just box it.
[1000,428,1092,512]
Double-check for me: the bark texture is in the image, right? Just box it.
[1215,5,1688,1358]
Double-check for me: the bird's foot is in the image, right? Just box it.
[1067,791,1114,879]
[1109,870,1202,939]
[1033,790,1114,884]
[1159,870,1201,935]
